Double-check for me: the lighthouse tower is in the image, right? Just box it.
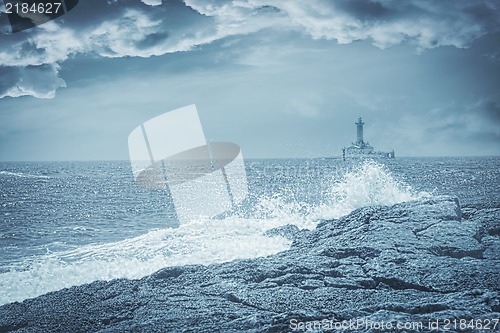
[346,116,374,155]
[356,117,364,144]
[344,116,395,158]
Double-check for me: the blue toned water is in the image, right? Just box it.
[0,157,499,305]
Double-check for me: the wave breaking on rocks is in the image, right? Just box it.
[0,196,499,332]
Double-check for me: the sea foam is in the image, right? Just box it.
[0,160,428,305]
[316,160,430,220]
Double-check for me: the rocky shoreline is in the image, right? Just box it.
[1,196,499,332]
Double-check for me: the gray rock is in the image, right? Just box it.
[263,224,301,241]
[1,195,499,333]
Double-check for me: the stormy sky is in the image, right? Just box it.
[0,0,499,161]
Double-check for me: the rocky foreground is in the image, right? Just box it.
[1,196,499,333]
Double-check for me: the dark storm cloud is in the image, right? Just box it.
[418,95,500,149]
[336,0,396,20]
[479,97,500,123]
[135,32,170,49]
[0,66,19,94]
[184,0,500,48]
[465,1,499,27]
[0,0,499,99]
[0,64,65,98]
[0,0,210,98]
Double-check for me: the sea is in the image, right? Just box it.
[1,157,499,306]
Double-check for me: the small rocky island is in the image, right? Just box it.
[1,196,499,332]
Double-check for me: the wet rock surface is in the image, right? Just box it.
[1,196,499,333]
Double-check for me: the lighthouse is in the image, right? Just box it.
[343,116,394,158]
[356,117,364,144]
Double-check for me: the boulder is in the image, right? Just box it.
[1,196,499,333]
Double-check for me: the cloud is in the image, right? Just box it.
[474,95,500,123]
[393,95,500,155]
[89,0,500,57]
[141,0,162,6]
[0,2,214,98]
[285,93,325,118]
[184,0,500,50]
[0,0,499,99]
[0,64,66,99]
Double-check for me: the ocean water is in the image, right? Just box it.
[0,157,499,305]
